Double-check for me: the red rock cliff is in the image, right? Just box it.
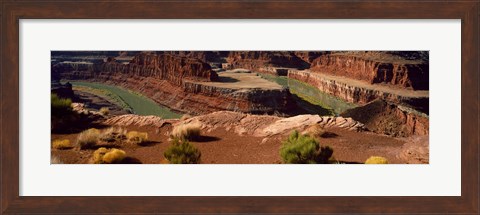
[310,53,429,90]
[101,53,218,86]
[226,51,311,71]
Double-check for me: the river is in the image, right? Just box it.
[69,81,183,119]
[259,74,356,115]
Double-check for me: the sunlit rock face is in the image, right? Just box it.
[309,53,429,90]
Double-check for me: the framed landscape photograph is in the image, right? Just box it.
[1,1,478,214]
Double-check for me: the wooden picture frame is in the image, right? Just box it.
[1,1,478,214]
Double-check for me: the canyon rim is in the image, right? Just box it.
[51,51,429,164]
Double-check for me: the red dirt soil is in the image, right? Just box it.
[51,124,411,164]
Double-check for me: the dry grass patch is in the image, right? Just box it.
[52,139,72,149]
[77,128,101,149]
[171,122,202,141]
[100,127,127,143]
[126,131,149,145]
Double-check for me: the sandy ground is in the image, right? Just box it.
[51,124,408,164]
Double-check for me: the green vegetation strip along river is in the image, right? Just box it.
[259,73,357,115]
[70,81,182,119]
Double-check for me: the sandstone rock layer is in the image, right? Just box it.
[310,53,428,90]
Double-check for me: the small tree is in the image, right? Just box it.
[280,130,333,164]
[164,138,201,164]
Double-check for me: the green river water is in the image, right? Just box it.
[259,74,356,115]
[70,81,182,119]
[70,74,355,118]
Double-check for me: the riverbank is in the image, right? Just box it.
[259,73,357,115]
[69,81,183,119]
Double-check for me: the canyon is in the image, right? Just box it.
[52,51,429,137]
[51,51,430,165]
[53,53,294,115]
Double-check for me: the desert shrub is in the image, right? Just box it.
[92,147,109,163]
[100,127,127,143]
[99,107,110,116]
[365,156,389,164]
[126,131,148,145]
[103,149,127,163]
[77,128,100,149]
[51,93,72,117]
[92,147,126,164]
[171,122,201,141]
[51,156,63,164]
[164,138,201,164]
[280,130,333,164]
[52,139,72,149]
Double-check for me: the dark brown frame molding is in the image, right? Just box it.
[1,1,479,214]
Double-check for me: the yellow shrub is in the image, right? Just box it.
[77,128,100,149]
[365,156,389,164]
[103,149,127,164]
[93,147,109,164]
[92,147,126,164]
[126,131,148,145]
[171,122,201,141]
[99,107,110,116]
[52,139,72,149]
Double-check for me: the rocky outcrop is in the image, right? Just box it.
[310,53,429,90]
[226,51,311,71]
[179,111,365,137]
[51,81,74,99]
[182,81,293,114]
[161,51,228,63]
[294,51,328,63]
[288,70,429,113]
[341,100,429,137]
[103,114,175,128]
